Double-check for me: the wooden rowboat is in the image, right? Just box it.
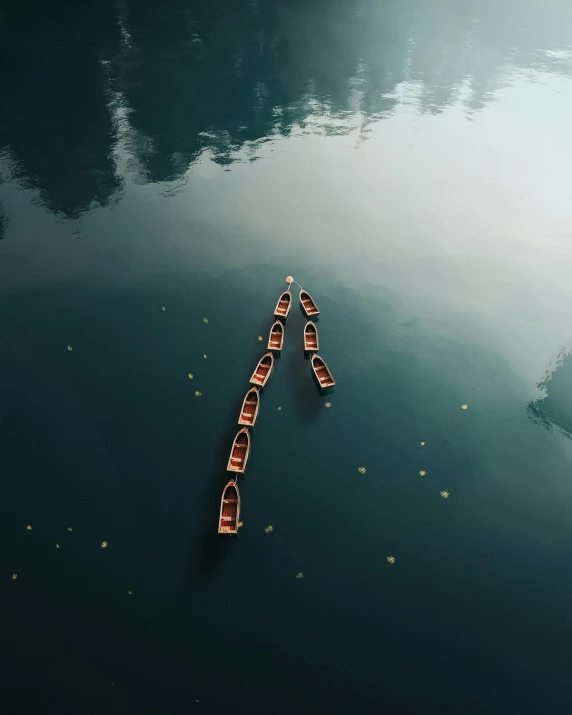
[227,427,250,473]
[218,480,240,535]
[300,290,319,317]
[274,291,292,320]
[249,352,274,387]
[311,354,335,388]
[268,321,284,351]
[238,387,260,427]
[304,321,319,351]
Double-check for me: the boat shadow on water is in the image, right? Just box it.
[285,337,323,423]
[188,413,243,585]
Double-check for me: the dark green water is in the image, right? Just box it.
[2,0,572,712]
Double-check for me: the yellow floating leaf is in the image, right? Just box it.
[68,527,72,532]
[203,318,208,323]
[325,402,332,408]
[195,391,202,397]
[67,345,73,351]
[296,572,304,579]
[420,470,426,476]
[12,573,18,580]
[128,591,133,595]
[358,466,366,474]
[203,354,207,358]
[237,521,243,528]
[26,525,32,530]
[420,441,425,446]
[386,556,396,564]
[188,374,194,379]
[264,525,274,533]
[440,491,450,499]
[56,544,59,549]
[258,336,263,341]
[162,307,166,311]
[277,406,282,411]
[461,404,468,410]
[101,541,108,548]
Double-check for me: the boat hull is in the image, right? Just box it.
[274,291,292,321]
[304,321,319,353]
[268,321,284,353]
[238,387,260,427]
[227,428,250,474]
[218,480,240,536]
[300,291,320,319]
[249,353,274,388]
[311,354,336,394]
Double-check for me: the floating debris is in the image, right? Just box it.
[26,525,32,531]
[461,404,468,410]
[203,318,208,323]
[440,491,450,499]
[325,402,332,408]
[420,441,425,446]
[358,466,367,474]
[386,556,396,564]
[67,346,73,351]
[128,591,133,595]
[56,544,59,549]
[237,521,243,528]
[296,572,304,579]
[67,527,72,532]
[188,374,194,380]
[12,574,18,580]
[101,541,108,549]
[195,391,202,397]
[265,525,274,533]
[277,406,282,411]
[258,336,263,341]
[203,354,207,358]
[419,470,426,476]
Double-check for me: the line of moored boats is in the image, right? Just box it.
[218,279,336,536]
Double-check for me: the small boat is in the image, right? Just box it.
[304,321,319,351]
[218,480,240,535]
[274,291,292,320]
[268,321,284,351]
[249,352,274,387]
[300,290,319,318]
[238,387,260,427]
[311,354,335,388]
[227,427,250,473]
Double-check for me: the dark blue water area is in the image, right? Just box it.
[2,270,572,714]
[2,0,572,713]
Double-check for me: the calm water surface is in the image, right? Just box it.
[2,0,572,712]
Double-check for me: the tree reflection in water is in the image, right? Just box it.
[0,0,571,220]
[528,346,572,439]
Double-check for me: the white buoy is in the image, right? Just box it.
[285,276,294,284]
